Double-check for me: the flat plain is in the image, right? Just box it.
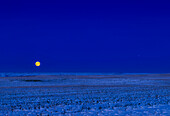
[0,73,170,115]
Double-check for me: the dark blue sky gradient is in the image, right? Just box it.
[0,1,170,73]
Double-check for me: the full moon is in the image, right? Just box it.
[35,61,40,67]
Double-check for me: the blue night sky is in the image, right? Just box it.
[0,1,170,73]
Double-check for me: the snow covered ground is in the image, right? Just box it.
[0,73,169,115]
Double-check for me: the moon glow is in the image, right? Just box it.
[35,61,40,67]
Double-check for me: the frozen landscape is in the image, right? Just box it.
[0,73,170,115]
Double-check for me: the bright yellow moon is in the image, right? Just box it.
[35,61,40,66]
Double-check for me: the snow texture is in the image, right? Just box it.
[0,73,169,115]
